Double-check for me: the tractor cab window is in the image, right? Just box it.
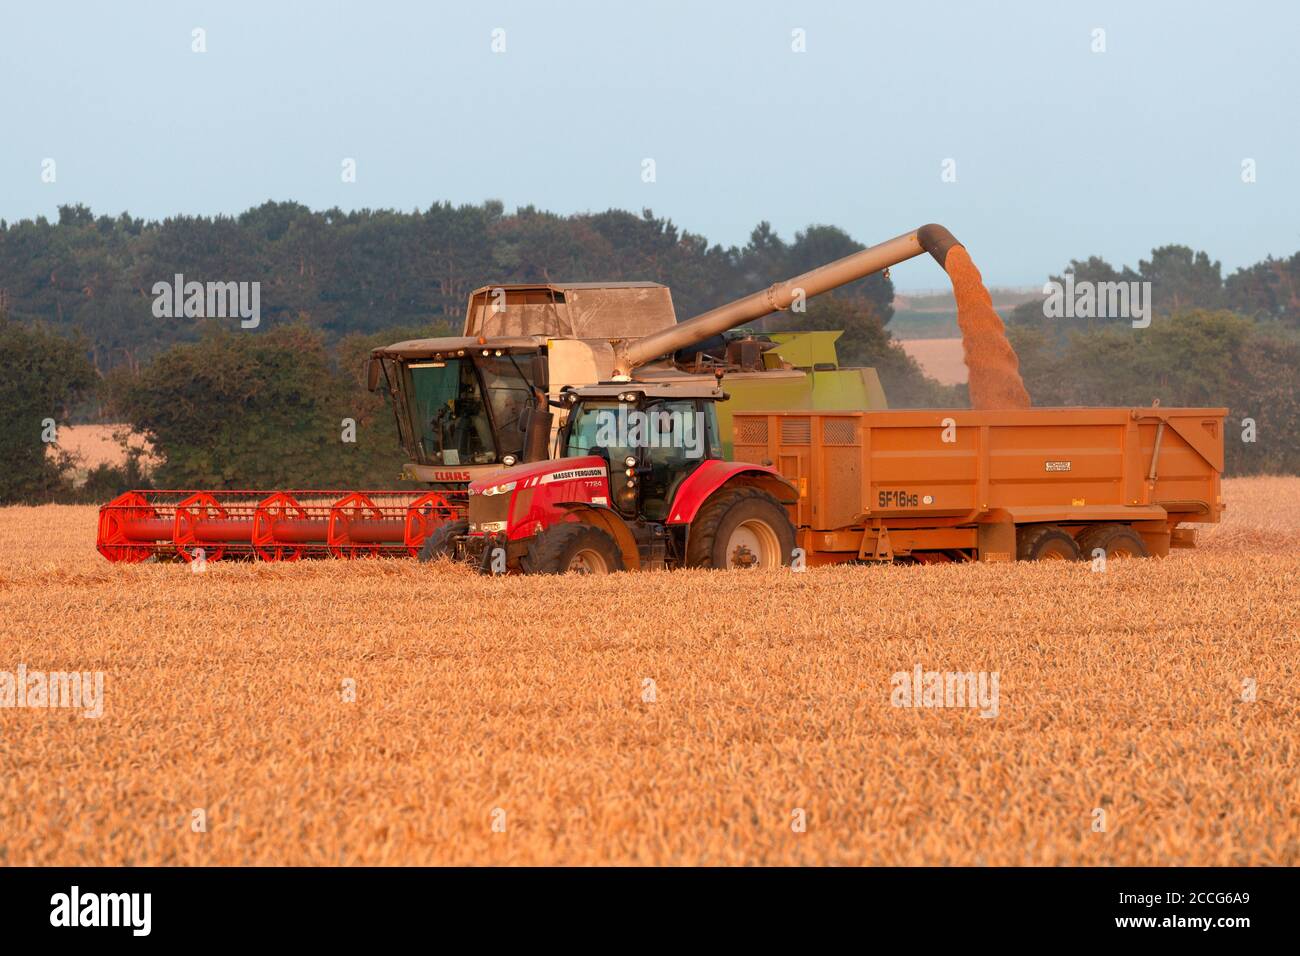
[641,400,710,520]
[565,401,630,467]
[565,397,718,520]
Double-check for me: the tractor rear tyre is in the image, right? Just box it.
[686,486,795,570]
[1016,524,1081,561]
[1076,523,1149,561]
[522,523,625,575]
[419,519,468,563]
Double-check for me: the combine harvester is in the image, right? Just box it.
[97,223,963,563]
[96,224,1226,565]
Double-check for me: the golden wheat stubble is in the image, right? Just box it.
[0,477,1296,866]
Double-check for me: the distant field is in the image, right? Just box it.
[889,310,961,339]
[1,476,1295,865]
[900,338,968,385]
[48,424,158,480]
[890,287,1037,341]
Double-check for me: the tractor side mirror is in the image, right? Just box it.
[366,356,382,392]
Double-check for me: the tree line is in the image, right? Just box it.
[1006,245,1300,475]
[0,200,895,375]
[0,202,1295,502]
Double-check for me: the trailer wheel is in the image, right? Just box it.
[1016,524,1080,561]
[686,486,795,570]
[418,519,468,563]
[1076,523,1149,561]
[522,523,625,575]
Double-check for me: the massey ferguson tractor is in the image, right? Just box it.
[427,381,799,573]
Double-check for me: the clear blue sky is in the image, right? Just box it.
[2,0,1295,290]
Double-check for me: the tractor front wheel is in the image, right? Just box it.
[686,486,795,570]
[522,523,625,575]
[419,519,468,563]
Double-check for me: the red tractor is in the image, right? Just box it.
[426,382,798,573]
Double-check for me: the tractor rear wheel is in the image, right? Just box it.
[1016,524,1080,561]
[1076,523,1149,561]
[522,523,625,575]
[419,519,468,563]
[686,486,795,570]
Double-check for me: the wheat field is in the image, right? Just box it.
[0,476,1296,866]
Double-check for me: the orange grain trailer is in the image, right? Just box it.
[730,406,1226,564]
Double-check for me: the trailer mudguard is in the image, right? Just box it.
[663,460,797,526]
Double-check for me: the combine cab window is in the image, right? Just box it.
[409,360,494,465]
[407,356,534,466]
[478,356,534,463]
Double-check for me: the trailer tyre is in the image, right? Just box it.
[686,486,795,570]
[522,522,624,575]
[419,519,468,563]
[1016,524,1080,561]
[1076,523,1149,561]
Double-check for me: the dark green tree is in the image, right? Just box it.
[0,318,98,502]
[109,323,353,488]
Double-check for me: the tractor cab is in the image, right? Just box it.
[434,381,799,574]
[558,383,725,522]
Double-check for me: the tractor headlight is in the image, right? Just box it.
[624,456,636,468]
[624,468,635,477]
[616,485,637,510]
[502,455,517,467]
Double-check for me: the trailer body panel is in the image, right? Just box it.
[732,407,1225,560]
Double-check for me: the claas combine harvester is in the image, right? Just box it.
[96,224,1226,566]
